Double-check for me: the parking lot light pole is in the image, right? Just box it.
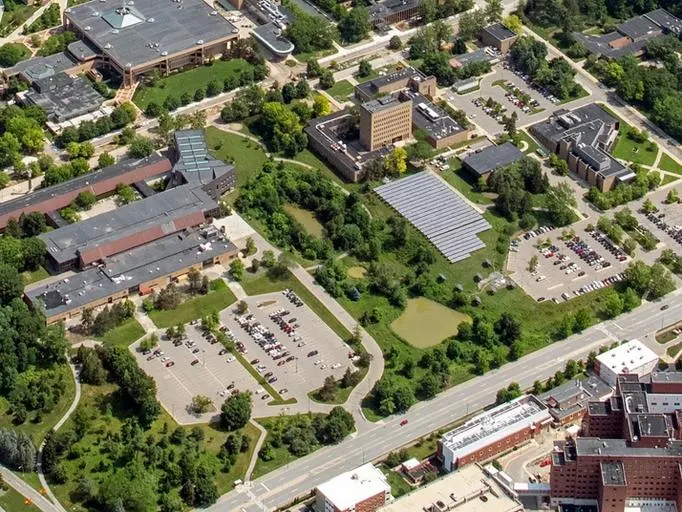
[202,349,206,367]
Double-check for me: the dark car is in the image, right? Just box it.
[166,361,175,368]
[268,376,278,383]
[307,350,319,357]
[264,371,273,378]
[219,348,228,355]
[250,358,260,365]
[661,304,670,310]
[192,348,200,354]
[191,360,200,366]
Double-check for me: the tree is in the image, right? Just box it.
[496,382,522,404]
[545,182,577,226]
[573,308,593,332]
[384,147,407,175]
[0,44,28,67]
[458,9,487,40]
[485,0,503,22]
[319,375,339,401]
[127,136,154,158]
[74,191,96,210]
[220,392,251,430]
[338,7,371,43]
[190,395,214,414]
[229,258,245,281]
[494,313,521,344]
[319,69,335,89]
[187,267,202,294]
[358,59,372,78]
[504,14,523,33]
[601,289,624,318]
[417,373,442,399]
[285,11,336,53]
[0,265,22,306]
[388,35,402,50]
[666,188,679,204]
[313,95,331,117]
[98,152,115,169]
[420,0,439,22]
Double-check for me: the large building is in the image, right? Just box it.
[538,375,613,426]
[314,463,392,512]
[380,464,523,512]
[438,395,551,472]
[0,154,172,231]
[595,340,659,387]
[479,23,518,53]
[573,9,682,59]
[530,103,634,192]
[461,142,525,181]
[368,0,420,30]
[63,0,240,86]
[551,373,682,512]
[355,67,436,102]
[359,95,413,151]
[21,72,104,123]
[26,225,238,324]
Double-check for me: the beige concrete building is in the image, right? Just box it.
[359,95,412,151]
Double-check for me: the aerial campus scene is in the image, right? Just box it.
[2,0,682,510]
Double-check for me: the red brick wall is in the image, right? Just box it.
[456,424,543,468]
[651,382,682,394]
[355,492,386,512]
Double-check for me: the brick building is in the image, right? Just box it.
[359,95,413,151]
[438,395,551,472]
[314,463,392,512]
[538,375,613,426]
[551,372,682,512]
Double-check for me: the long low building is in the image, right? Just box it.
[438,395,551,471]
[0,154,172,231]
[26,225,238,324]
[39,186,219,272]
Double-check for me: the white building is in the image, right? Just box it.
[315,463,392,512]
[595,339,658,387]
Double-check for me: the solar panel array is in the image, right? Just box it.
[374,172,491,263]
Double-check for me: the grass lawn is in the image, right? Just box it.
[442,159,493,205]
[17,472,43,493]
[518,130,542,155]
[133,59,251,109]
[662,174,679,186]
[612,126,659,166]
[21,266,49,285]
[667,342,682,359]
[0,8,37,36]
[390,297,471,348]
[325,80,355,102]
[148,279,237,328]
[241,270,352,342]
[283,204,324,237]
[294,48,336,63]
[347,266,367,278]
[0,487,30,510]
[380,465,413,497]
[0,364,76,447]
[659,153,682,175]
[95,318,146,347]
[206,127,268,191]
[50,382,260,510]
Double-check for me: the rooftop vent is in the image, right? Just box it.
[146,17,155,22]
[196,39,204,44]
[84,25,92,30]
[104,43,112,48]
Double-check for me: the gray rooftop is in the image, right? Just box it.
[64,0,238,69]
[368,0,420,22]
[173,129,235,187]
[375,172,491,263]
[67,39,100,61]
[617,15,660,40]
[481,23,516,42]
[576,437,682,458]
[252,22,294,56]
[644,8,682,35]
[650,371,682,383]
[4,52,77,82]
[24,73,103,123]
[539,375,612,405]
[39,185,216,265]
[361,94,409,114]
[355,66,423,98]
[601,461,626,487]
[0,154,171,220]
[452,48,494,66]
[405,91,466,140]
[462,142,525,176]
[628,413,669,438]
[27,226,236,317]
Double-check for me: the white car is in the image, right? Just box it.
[226,356,236,363]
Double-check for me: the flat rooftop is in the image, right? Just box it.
[650,371,682,383]
[4,52,77,82]
[27,226,236,317]
[601,460,626,486]
[355,66,423,98]
[316,463,390,511]
[596,339,658,375]
[0,154,171,220]
[628,413,669,438]
[380,465,522,512]
[405,91,467,141]
[440,395,550,459]
[64,0,238,68]
[67,39,100,61]
[451,48,495,66]
[39,186,216,265]
[617,15,660,40]
[645,8,682,35]
[361,94,410,114]
[575,437,682,458]
[462,142,525,176]
[538,375,612,405]
[25,73,103,122]
[252,23,294,55]
[481,23,516,42]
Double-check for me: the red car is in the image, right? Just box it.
[165,361,175,368]
[400,419,408,426]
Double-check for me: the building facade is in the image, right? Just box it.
[595,339,659,387]
[359,95,412,151]
[315,463,391,512]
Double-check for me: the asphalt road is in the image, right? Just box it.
[209,289,682,512]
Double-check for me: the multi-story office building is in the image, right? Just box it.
[359,95,413,151]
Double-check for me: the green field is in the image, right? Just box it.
[21,266,49,285]
[612,126,659,166]
[95,317,146,346]
[0,364,76,447]
[283,204,324,237]
[442,159,493,205]
[662,174,679,186]
[325,79,355,102]
[0,487,30,510]
[133,59,252,109]
[667,342,682,359]
[148,279,237,328]
[659,153,682,175]
[390,298,471,348]
[518,130,542,155]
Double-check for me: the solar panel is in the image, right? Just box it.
[375,173,491,263]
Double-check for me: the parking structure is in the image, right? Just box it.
[133,290,356,423]
[508,224,629,302]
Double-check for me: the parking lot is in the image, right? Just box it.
[636,196,682,253]
[508,223,630,302]
[133,290,354,423]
